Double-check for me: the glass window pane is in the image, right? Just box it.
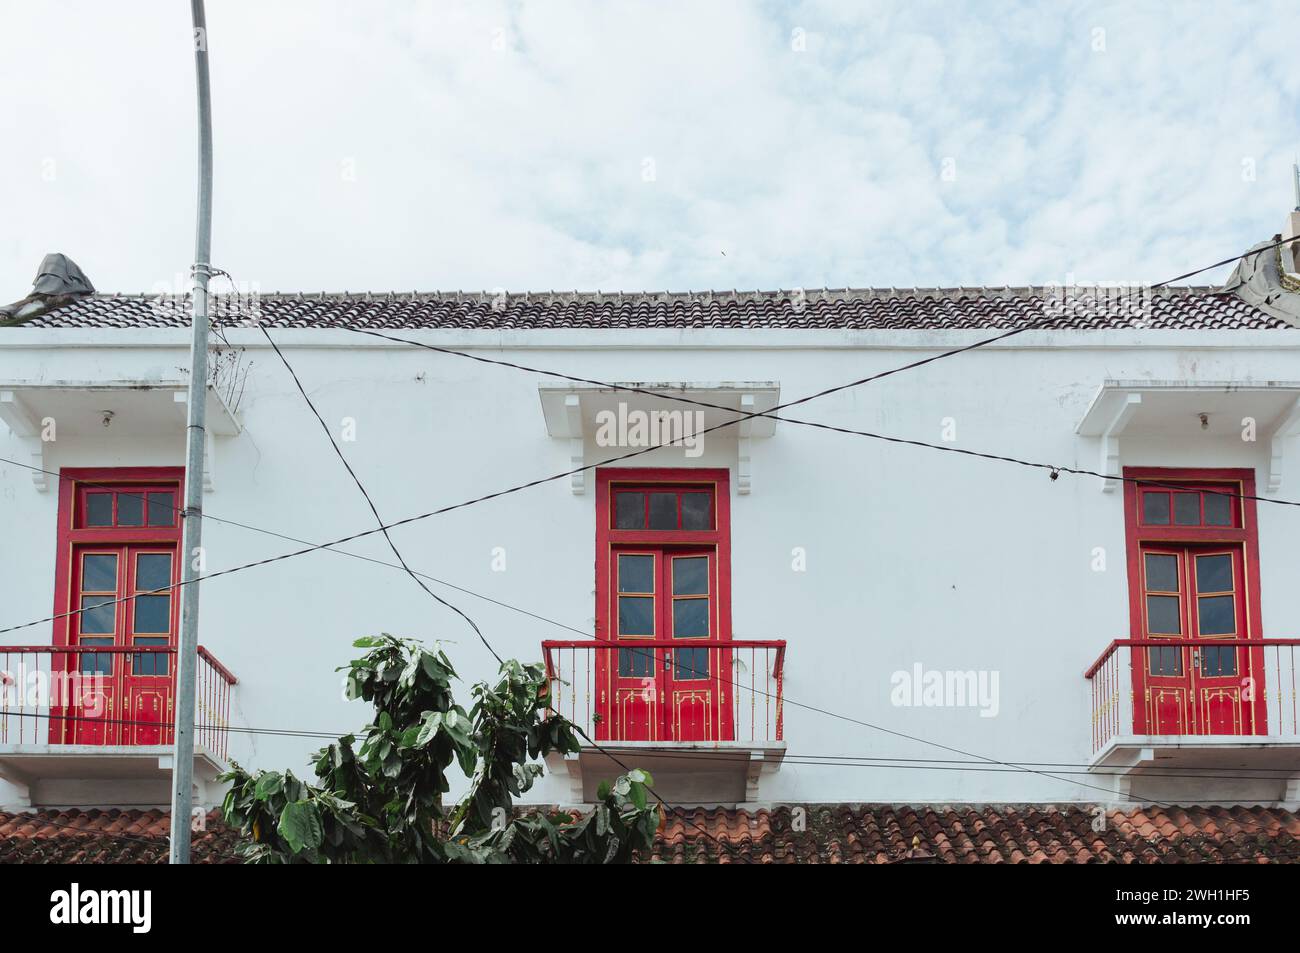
[680,493,711,530]
[614,492,644,529]
[673,598,709,638]
[79,637,113,675]
[1146,595,1181,634]
[674,647,709,680]
[133,637,170,677]
[86,493,113,527]
[136,553,172,592]
[618,596,655,636]
[1198,595,1235,635]
[617,554,654,593]
[117,492,144,526]
[79,596,116,634]
[648,493,677,530]
[1147,645,1182,677]
[673,557,708,595]
[1195,554,1232,594]
[82,554,118,593]
[1144,553,1179,593]
[147,492,175,526]
[1173,492,1200,525]
[1204,491,1232,526]
[1200,645,1236,678]
[134,595,171,634]
[618,646,655,678]
[1142,492,1170,525]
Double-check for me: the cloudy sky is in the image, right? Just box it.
[2,0,1297,297]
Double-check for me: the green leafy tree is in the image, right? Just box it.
[220,635,660,863]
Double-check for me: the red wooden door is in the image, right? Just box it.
[69,547,123,744]
[1136,544,1256,735]
[607,548,661,741]
[121,548,177,745]
[66,545,176,745]
[594,469,733,744]
[662,550,728,742]
[601,547,732,742]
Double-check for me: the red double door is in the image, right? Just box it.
[597,546,733,742]
[64,544,178,745]
[1135,542,1263,735]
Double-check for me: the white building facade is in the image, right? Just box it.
[2,245,1300,813]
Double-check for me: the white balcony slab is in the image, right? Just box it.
[0,743,227,811]
[1089,735,1300,803]
[545,740,786,807]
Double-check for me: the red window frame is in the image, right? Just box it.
[51,467,184,745]
[1122,466,1266,735]
[594,467,733,741]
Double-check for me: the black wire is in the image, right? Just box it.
[11,232,1300,641]
[3,238,1292,819]
[0,454,593,639]
[333,328,1297,507]
[11,702,1300,783]
[10,455,1293,786]
[258,325,502,665]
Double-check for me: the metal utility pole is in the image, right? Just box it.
[169,0,214,864]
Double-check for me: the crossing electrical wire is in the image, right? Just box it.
[3,237,1296,822]
[258,325,502,665]
[254,325,746,860]
[0,454,594,638]
[9,233,1299,641]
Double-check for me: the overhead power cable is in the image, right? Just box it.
[251,322,743,859]
[258,325,502,665]
[0,454,592,638]
[3,237,1294,815]
[10,707,1300,784]
[8,233,1297,640]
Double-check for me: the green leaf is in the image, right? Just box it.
[415,712,442,746]
[628,781,647,811]
[279,800,323,854]
[253,771,284,800]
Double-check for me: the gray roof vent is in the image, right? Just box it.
[1,253,95,325]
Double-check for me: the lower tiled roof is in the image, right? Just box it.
[2,804,1298,863]
[655,804,1300,864]
[0,809,241,864]
[8,286,1292,331]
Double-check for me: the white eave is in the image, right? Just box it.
[1075,379,1300,493]
[0,380,240,492]
[538,382,780,495]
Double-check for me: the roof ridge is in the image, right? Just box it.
[82,285,1227,301]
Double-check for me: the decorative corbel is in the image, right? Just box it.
[0,390,47,491]
[737,393,754,495]
[1100,394,1142,493]
[1268,397,1300,494]
[565,393,585,495]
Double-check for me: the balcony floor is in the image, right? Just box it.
[545,740,786,807]
[0,743,227,810]
[1090,735,1300,803]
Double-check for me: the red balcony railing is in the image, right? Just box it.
[0,645,237,760]
[541,640,785,744]
[1085,639,1300,753]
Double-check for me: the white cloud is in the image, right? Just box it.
[0,0,1295,297]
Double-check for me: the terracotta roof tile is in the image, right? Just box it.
[2,803,1298,863]
[0,809,240,864]
[6,286,1291,332]
[647,804,1300,864]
